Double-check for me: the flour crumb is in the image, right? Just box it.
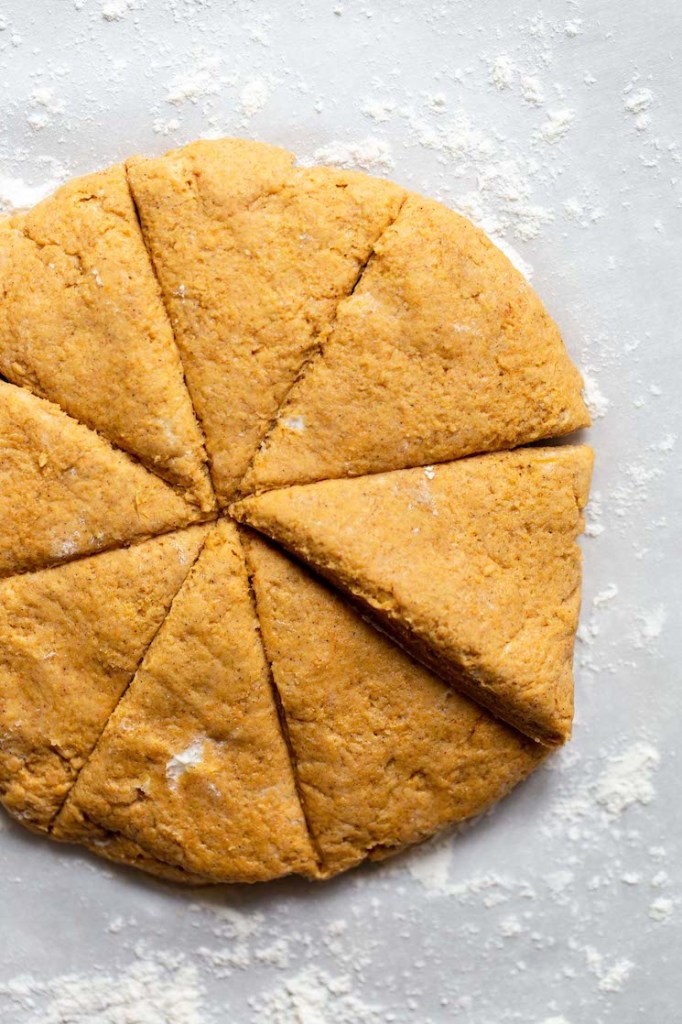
[312,138,394,173]
[405,836,454,893]
[166,738,206,789]
[649,897,675,923]
[593,583,618,607]
[240,79,268,118]
[166,56,223,106]
[251,966,381,1024]
[101,0,135,21]
[595,743,660,818]
[488,55,515,91]
[633,605,667,650]
[564,19,583,37]
[27,88,64,132]
[521,75,545,107]
[282,415,305,432]
[361,98,395,123]
[538,109,575,144]
[1,957,206,1024]
[624,85,655,132]
[582,372,609,419]
[595,954,634,993]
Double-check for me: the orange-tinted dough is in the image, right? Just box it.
[53,520,317,883]
[234,446,594,746]
[245,196,589,493]
[0,526,208,830]
[127,138,405,504]
[245,533,546,877]
[0,166,213,510]
[0,381,208,578]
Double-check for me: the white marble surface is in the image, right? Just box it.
[0,2,680,1021]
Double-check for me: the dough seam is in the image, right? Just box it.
[316,567,563,746]
[0,377,214,535]
[237,193,410,498]
[239,526,326,875]
[124,163,217,509]
[5,217,214,507]
[0,510,218,584]
[46,526,213,831]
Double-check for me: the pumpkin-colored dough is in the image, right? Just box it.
[54,815,216,885]
[245,533,547,877]
[233,446,594,746]
[0,166,213,510]
[0,526,208,831]
[53,519,317,883]
[127,138,405,505]
[244,195,589,493]
[0,138,593,882]
[0,380,208,578]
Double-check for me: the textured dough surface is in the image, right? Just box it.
[127,138,405,504]
[53,519,317,883]
[244,195,589,493]
[233,446,594,746]
[0,166,213,510]
[54,812,215,884]
[0,381,207,578]
[0,138,593,883]
[0,526,208,831]
[245,533,547,877]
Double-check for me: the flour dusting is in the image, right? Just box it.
[1,957,206,1024]
[0,1,679,1020]
[595,743,660,818]
[166,738,206,789]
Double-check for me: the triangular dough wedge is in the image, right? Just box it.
[244,533,547,877]
[53,520,317,883]
[0,166,213,510]
[244,195,590,493]
[0,381,208,577]
[0,526,208,832]
[127,138,405,504]
[233,446,594,746]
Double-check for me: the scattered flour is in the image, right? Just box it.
[584,946,634,993]
[166,738,206,789]
[166,55,225,106]
[632,605,667,651]
[251,966,381,1024]
[594,743,660,818]
[282,415,306,432]
[405,834,455,893]
[360,97,395,123]
[487,55,515,91]
[624,88,654,115]
[592,583,618,606]
[101,0,137,21]
[649,896,675,923]
[240,78,269,118]
[521,75,545,107]
[582,372,609,419]
[27,88,64,132]
[311,137,394,173]
[624,85,655,131]
[0,174,59,214]
[0,957,206,1024]
[537,109,575,144]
